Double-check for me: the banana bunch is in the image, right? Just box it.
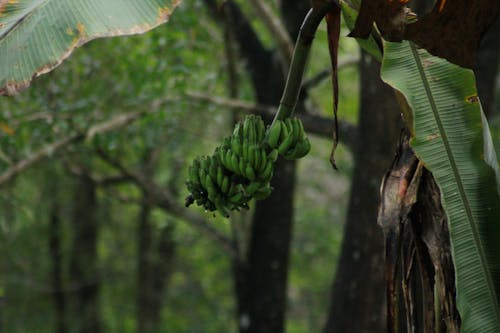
[185,155,245,217]
[266,117,311,160]
[186,115,311,218]
[185,115,276,217]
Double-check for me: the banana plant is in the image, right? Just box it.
[0,0,182,95]
[381,40,500,333]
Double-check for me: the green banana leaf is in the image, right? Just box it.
[0,0,181,95]
[381,40,500,332]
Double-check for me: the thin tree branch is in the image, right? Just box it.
[186,91,357,149]
[95,149,237,256]
[302,55,360,91]
[248,0,294,70]
[0,110,150,187]
[0,133,84,186]
[64,161,132,187]
[203,0,283,103]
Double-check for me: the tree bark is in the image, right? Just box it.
[49,200,67,333]
[136,199,175,333]
[68,175,101,333]
[323,52,402,333]
[475,15,500,118]
[203,1,308,332]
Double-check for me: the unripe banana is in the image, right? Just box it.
[238,158,246,176]
[267,120,282,149]
[221,175,230,194]
[249,117,256,143]
[291,118,300,144]
[243,117,251,141]
[216,165,224,188]
[231,153,240,174]
[242,140,249,162]
[212,195,230,217]
[231,136,241,156]
[209,158,217,182]
[255,117,265,142]
[287,138,311,160]
[260,159,273,181]
[279,120,289,143]
[229,192,244,205]
[248,145,255,166]
[233,122,243,138]
[224,149,235,172]
[188,164,200,186]
[277,132,295,155]
[268,149,279,163]
[199,168,208,189]
[296,118,306,140]
[245,164,256,181]
[252,146,261,171]
[245,181,261,196]
[253,185,273,200]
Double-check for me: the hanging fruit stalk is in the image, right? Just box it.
[186,1,338,217]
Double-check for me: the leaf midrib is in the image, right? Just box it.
[0,0,48,40]
[409,42,500,322]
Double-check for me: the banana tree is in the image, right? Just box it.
[1,0,499,332]
[184,0,500,332]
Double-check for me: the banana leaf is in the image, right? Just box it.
[0,0,181,95]
[381,40,500,332]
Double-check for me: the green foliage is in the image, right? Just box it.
[0,1,352,332]
[381,41,500,333]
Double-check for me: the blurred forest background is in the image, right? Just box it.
[0,0,498,332]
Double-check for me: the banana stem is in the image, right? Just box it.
[272,1,338,124]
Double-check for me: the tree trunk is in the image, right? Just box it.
[136,199,175,333]
[237,158,296,333]
[323,52,402,333]
[203,1,308,332]
[68,175,101,333]
[49,200,67,333]
[475,15,500,118]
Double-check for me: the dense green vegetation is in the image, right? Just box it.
[0,1,358,332]
[1,0,499,332]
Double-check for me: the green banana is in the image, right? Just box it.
[245,164,256,181]
[268,149,279,163]
[267,120,282,149]
[277,131,295,155]
[221,175,230,194]
[231,136,241,156]
[253,185,273,200]
[238,158,246,176]
[229,192,244,205]
[216,165,224,188]
[245,181,261,196]
[231,153,240,174]
[252,146,261,171]
[248,145,255,166]
[296,117,306,140]
[256,117,265,142]
[285,138,311,160]
[260,159,273,181]
[291,118,300,144]
[279,120,289,143]
[208,158,217,182]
